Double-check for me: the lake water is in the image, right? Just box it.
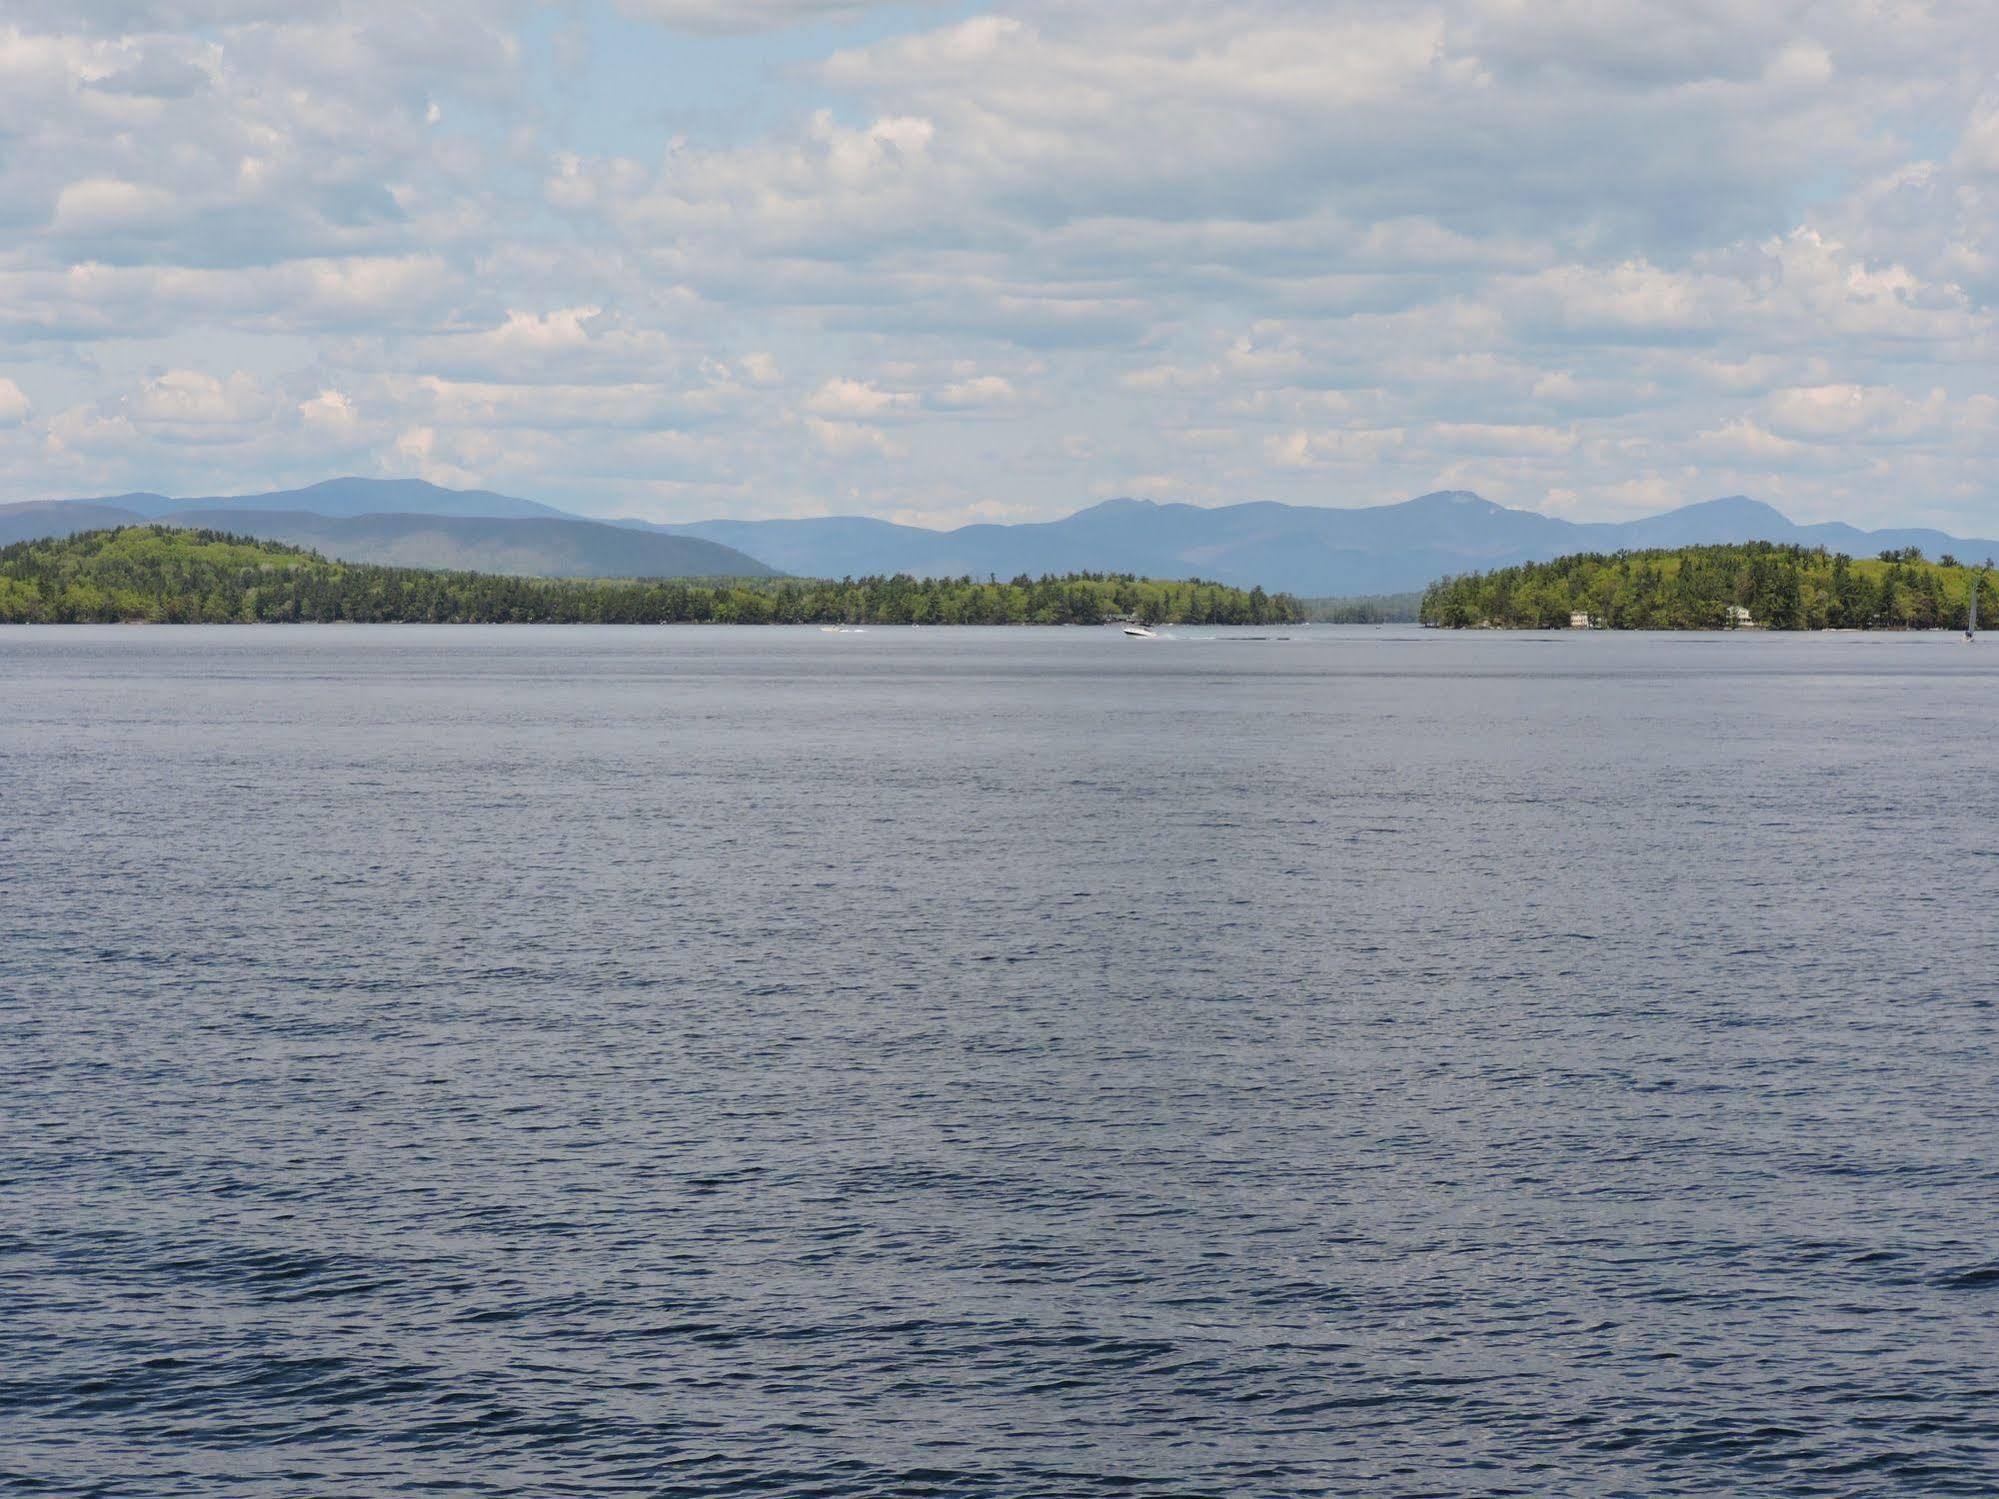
[4,625,1997,1496]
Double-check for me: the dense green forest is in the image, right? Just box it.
[0,527,1303,626]
[1421,542,1998,630]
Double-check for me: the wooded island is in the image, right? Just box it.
[1421,542,1997,630]
[0,527,1303,626]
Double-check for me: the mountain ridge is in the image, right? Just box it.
[0,486,775,580]
[6,480,1996,594]
[15,477,571,522]
[645,491,1999,594]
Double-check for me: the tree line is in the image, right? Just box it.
[1421,541,1999,630]
[1297,592,1422,623]
[0,527,1304,626]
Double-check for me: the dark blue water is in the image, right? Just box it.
[4,625,1998,1496]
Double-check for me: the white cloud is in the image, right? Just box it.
[52,177,175,232]
[1766,384,1920,442]
[1266,427,1407,470]
[130,369,273,426]
[1954,89,1999,178]
[387,374,732,432]
[1509,260,1743,342]
[806,417,905,458]
[1692,417,1812,464]
[299,388,357,432]
[43,402,139,460]
[485,306,603,354]
[0,256,460,342]
[375,305,689,382]
[614,0,912,35]
[1430,422,1579,457]
[934,375,1020,409]
[1120,363,1208,392]
[805,377,917,418]
[2,0,1999,529]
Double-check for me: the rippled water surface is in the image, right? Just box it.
[5,625,1998,1496]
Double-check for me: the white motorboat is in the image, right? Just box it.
[1123,624,1159,638]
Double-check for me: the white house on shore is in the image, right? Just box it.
[1569,611,1597,629]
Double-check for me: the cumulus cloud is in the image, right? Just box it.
[52,178,177,233]
[806,417,906,459]
[2,0,1998,527]
[805,378,917,418]
[1764,384,1952,444]
[934,375,1021,409]
[1430,423,1579,458]
[1266,427,1407,471]
[615,0,919,35]
[375,306,686,382]
[130,369,274,426]
[1958,91,1999,178]
[1692,417,1813,465]
[299,388,359,433]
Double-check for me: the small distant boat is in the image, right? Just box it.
[1123,624,1159,638]
[1969,574,1981,643]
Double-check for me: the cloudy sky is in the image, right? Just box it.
[4,0,1998,530]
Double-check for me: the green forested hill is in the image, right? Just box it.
[1421,542,1998,630]
[0,527,1301,625]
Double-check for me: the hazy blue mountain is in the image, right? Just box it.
[647,492,1588,592]
[1,499,774,579]
[157,510,777,579]
[8,477,570,525]
[648,491,1999,593]
[637,515,931,577]
[1593,496,1799,548]
[163,477,572,520]
[1,501,152,547]
[11,478,1999,592]
[4,476,579,552]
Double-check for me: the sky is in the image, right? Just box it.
[3,0,1999,531]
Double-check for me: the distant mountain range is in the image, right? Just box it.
[5,477,1997,593]
[0,480,774,580]
[651,492,1999,594]
[58,477,572,522]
